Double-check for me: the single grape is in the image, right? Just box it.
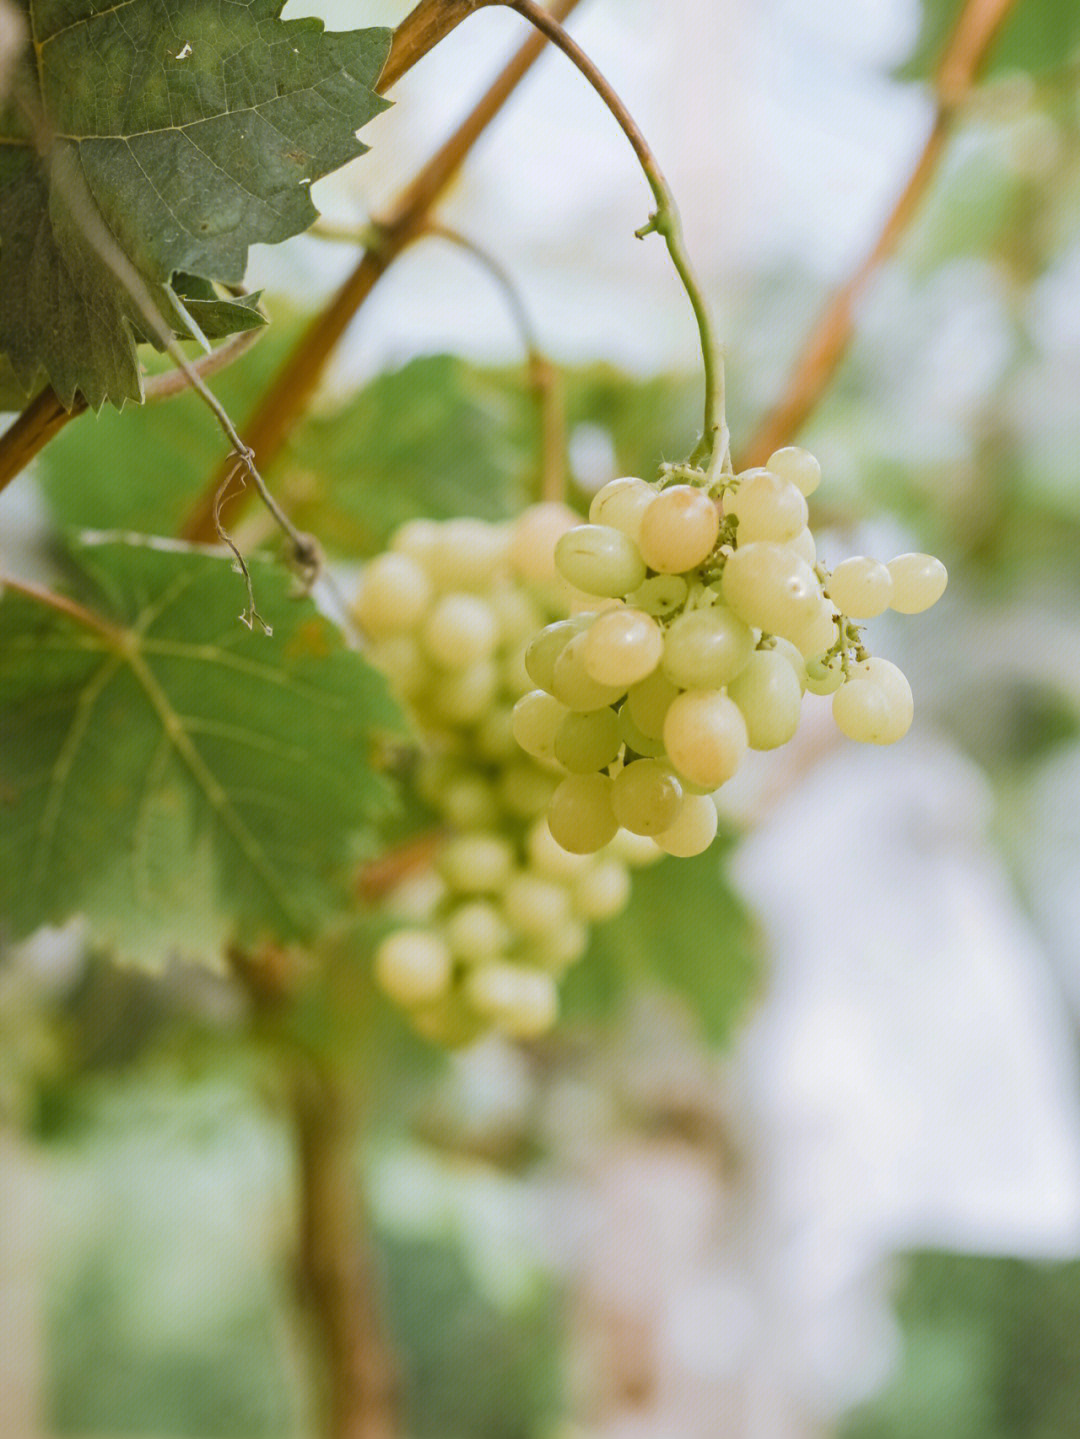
[725,468,808,543]
[727,648,803,750]
[422,593,499,668]
[663,689,748,789]
[805,653,845,696]
[628,573,689,616]
[787,527,817,566]
[788,599,838,660]
[528,919,591,972]
[638,485,720,573]
[555,706,623,773]
[439,833,515,892]
[572,857,632,920]
[617,703,668,758]
[656,794,719,857]
[611,758,684,837]
[583,607,664,687]
[525,616,589,693]
[439,772,500,830]
[445,901,509,961]
[770,636,809,692]
[547,772,619,853]
[826,556,893,618]
[429,659,499,725]
[355,553,432,637]
[721,542,822,641]
[512,689,568,763]
[425,517,509,590]
[887,553,948,613]
[554,524,647,597]
[374,930,453,1007]
[589,476,656,541]
[765,446,821,497]
[507,502,581,584]
[832,658,913,744]
[502,873,573,938]
[661,606,753,689]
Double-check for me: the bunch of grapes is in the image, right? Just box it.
[352,506,661,1044]
[515,447,947,857]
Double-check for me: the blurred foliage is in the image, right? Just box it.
[844,1253,1080,1439]
[901,0,1080,80]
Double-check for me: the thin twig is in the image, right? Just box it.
[180,0,583,543]
[500,0,726,476]
[738,0,1021,469]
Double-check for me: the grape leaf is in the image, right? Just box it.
[0,1,391,408]
[0,535,406,969]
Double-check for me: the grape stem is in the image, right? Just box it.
[498,0,728,478]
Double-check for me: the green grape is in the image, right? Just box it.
[547,772,619,853]
[588,476,656,541]
[725,468,808,543]
[583,607,664,688]
[512,689,568,763]
[526,818,594,880]
[617,703,668,758]
[429,659,499,725]
[721,541,823,641]
[628,573,689,616]
[525,616,590,693]
[507,502,580,584]
[498,761,559,817]
[555,706,622,773]
[765,445,821,497]
[422,593,499,668]
[826,556,893,618]
[627,668,680,740]
[439,833,515,892]
[727,649,803,750]
[374,930,453,1007]
[887,553,948,613]
[572,857,632,920]
[439,773,500,830]
[554,524,647,597]
[656,793,719,857]
[832,658,913,744]
[611,758,684,837]
[638,485,720,573]
[663,689,748,789]
[445,900,510,961]
[528,919,591,972]
[355,552,433,637]
[551,631,628,712]
[465,962,559,1039]
[502,872,573,938]
[661,606,753,689]
[805,653,845,696]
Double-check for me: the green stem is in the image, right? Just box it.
[500,0,727,477]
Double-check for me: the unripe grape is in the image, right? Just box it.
[661,606,753,689]
[727,649,803,750]
[766,446,821,497]
[663,690,748,789]
[551,631,628,712]
[617,703,668,758]
[770,636,809,692]
[637,485,720,573]
[611,758,684,837]
[721,542,822,640]
[726,468,808,543]
[508,502,580,584]
[503,873,573,938]
[554,524,647,597]
[826,556,893,618]
[466,963,558,1038]
[355,553,432,637]
[589,476,656,541]
[805,653,845,695]
[656,794,719,857]
[887,553,948,613]
[374,930,453,1007]
[555,707,622,773]
[439,833,515,892]
[628,573,689,616]
[423,593,498,668]
[583,607,664,687]
[627,668,680,740]
[547,772,619,853]
[572,857,632,920]
[445,901,509,961]
[512,690,568,763]
[832,658,913,744]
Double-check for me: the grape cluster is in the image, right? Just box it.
[352,506,662,1044]
[516,447,947,857]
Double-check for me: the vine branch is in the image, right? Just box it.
[737,0,1021,469]
[180,0,582,543]
[499,0,726,475]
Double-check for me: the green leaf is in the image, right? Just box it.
[0,1,391,408]
[900,0,1080,81]
[164,276,268,342]
[562,843,761,1046]
[0,535,406,969]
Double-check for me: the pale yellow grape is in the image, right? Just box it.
[386,871,446,923]
[525,617,586,693]
[466,963,558,1038]
[445,901,509,961]
[589,476,656,541]
[572,858,632,920]
[887,553,948,613]
[788,527,817,566]
[439,773,500,830]
[512,690,568,762]
[770,637,809,692]
[789,599,839,660]
[439,833,515,892]
[425,517,509,589]
[355,553,432,637]
[638,485,720,573]
[727,649,803,750]
[555,707,622,773]
[390,518,442,564]
[499,762,558,817]
[422,593,498,668]
[663,690,748,789]
[766,445,821,497]
[805,654,845,695]
[430,659,499,725]
[583,607,664,687]
[628,573,689,616]
[608,830,665,866]
[508,502,580,584]
[627,669,681,740]
[617,703,667,758]
[528,919,590,971]
[726,469,808,543]
[547,772,619,853]
[827,556,893,618]
[832,658,913,744]
[661,606,753,689]
[374,930,453,1007]
[611,758,684,837]
[721,542,822,641]
[551,631,628,712]
[502,873,573,938]
[656,794,719,857]
[526,818,594,880]
[554,524,647,597]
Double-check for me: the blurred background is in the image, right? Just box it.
[3,0,1080,1434]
